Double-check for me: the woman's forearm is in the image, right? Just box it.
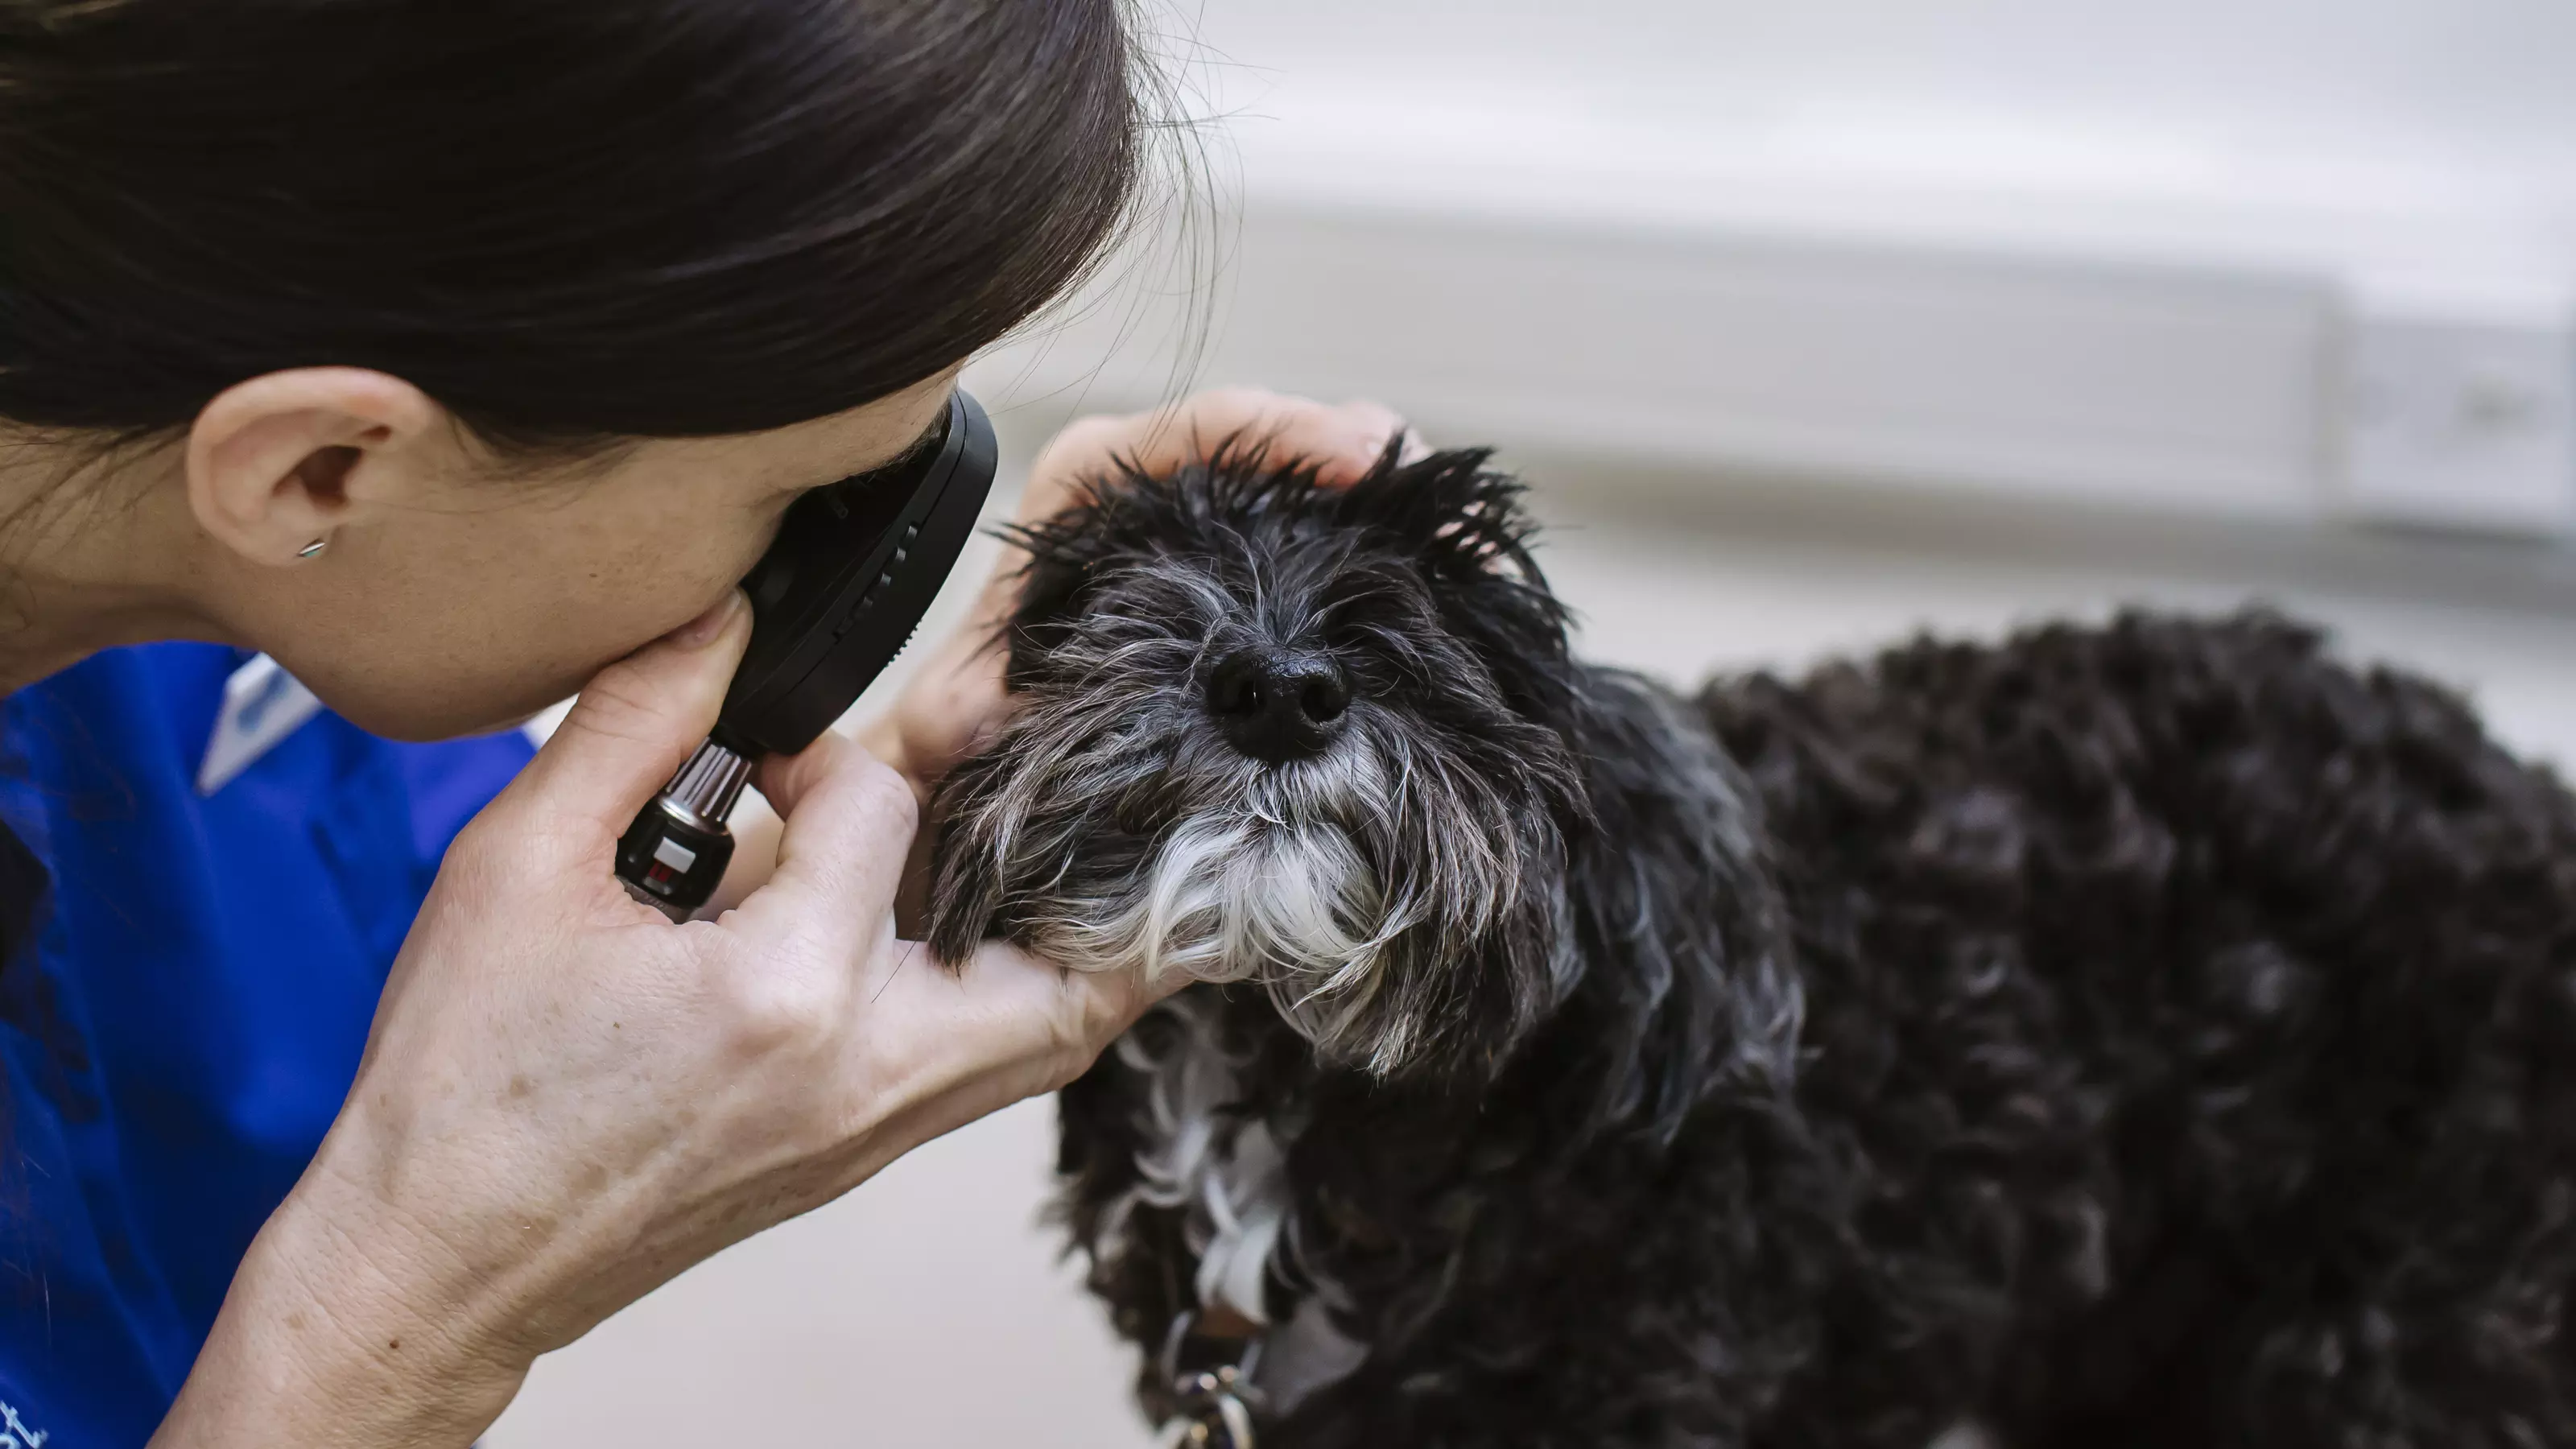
[152,1187,526,1449]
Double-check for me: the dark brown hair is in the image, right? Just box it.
[0,0,1146,448]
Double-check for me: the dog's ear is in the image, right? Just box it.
[992,472,1158,689]
[923,746,1018,968]
[1335,447,1580,724]
[1001,474,1126,605]
[1331,445,1543,583]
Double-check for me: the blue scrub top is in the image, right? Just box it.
[0,642,535,1444]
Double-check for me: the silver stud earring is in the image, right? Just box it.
[296,539,328,560]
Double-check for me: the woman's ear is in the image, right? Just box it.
[185,367,444,567]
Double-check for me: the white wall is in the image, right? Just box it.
[1183,0,2576,190]
[967,0,2576,540]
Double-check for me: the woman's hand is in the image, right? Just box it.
[155,592,1163,1448]
[861,387,1419,801]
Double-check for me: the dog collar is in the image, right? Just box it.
[1155,1310,1264,1449]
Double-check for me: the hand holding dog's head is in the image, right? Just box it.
[926,441,1590,1079]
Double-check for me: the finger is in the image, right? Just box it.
[1301,400,1412,485]
[741,731,919,934]
[702,790,782,917]
[1028,391,1410,519]
[851,940,1176,1143]
[1132,393,1407,485]
[872,642,1011,797]
[753,725,848,824]
[491,591,750,836]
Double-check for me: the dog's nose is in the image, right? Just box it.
[1205,648,1350,763]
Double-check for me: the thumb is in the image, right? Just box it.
[494,591,753,836]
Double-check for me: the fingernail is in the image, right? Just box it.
[671,590,745,650]
[1397,426,1433,464]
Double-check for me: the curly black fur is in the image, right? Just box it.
[926,444,2576,1449]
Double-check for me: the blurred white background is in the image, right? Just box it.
[491,2,2576,1443]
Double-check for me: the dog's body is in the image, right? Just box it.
[928,450,2576,1448]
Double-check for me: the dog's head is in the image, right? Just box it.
[926,445,1590,1079]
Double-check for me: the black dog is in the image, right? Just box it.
[926,446,2576,1449]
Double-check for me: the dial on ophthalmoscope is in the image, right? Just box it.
[613,390,1000,921]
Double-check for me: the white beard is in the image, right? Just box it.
[1014,743,1455,1075]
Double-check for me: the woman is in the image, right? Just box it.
[0,2,1408,1443]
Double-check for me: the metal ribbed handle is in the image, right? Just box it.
[659,739,752,830]
[614,737,754,921]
